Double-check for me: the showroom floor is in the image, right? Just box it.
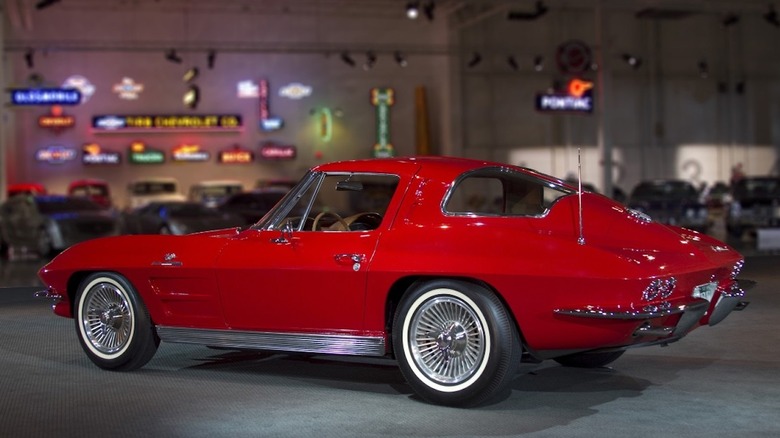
[1,248,778,437]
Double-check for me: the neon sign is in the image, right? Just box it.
[370,88,395,158]
[113,77,144,100]
[317,108,333,143]
[279,83,312,100]
[218,145,255,164]
[62,75,95,103]
[38,106,75,131]
[259,142,296,160]
[172,144,211,162]
[128,141,165,164]
[82,143,121,165]
[535,78,594,113]
[259,79,283,131]
[93,114,243,132]
[35,146,77,164]
[237,80,259,98]
[11,88,81,105]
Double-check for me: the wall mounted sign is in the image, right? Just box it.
[93,114,242,132]
[62,75,95,103]
[172,144,211,162]
[535,78,594,113]
[556,40,593,75]
[317,108,333,143]
[11,88,81,105]
[82,143,121,165]
[259,79,284,131]
[370,88,395,158]
[237,80,259,98]
[38,106,76,131]
[35,146,77,164]
[128,141,165,164]
[259,142,296,160]
[218,145,255,164]
[279,82,312,100]
[113,77,144,100]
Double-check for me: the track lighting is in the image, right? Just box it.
[507,1,548,20]
[165,49,183,64]
[423,1,435,21]
[340,52,356,67]
[507,56,518,71]
[722,13,739,26]
[363,51,377,71]
[622,53,642,70]
[765,5,780,27]
[35,0,61,10]
[533,55,544,72]
[207,50,216,69]
[698,60,709,79]
[406,2,419,19]
[183,84,200,109]
[24,49,34,69]
[183,67,199,83]
[467,52,482,68]
[394,51,408,67]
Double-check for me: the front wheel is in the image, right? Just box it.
[75,273,159,371]
[392,280,522,407]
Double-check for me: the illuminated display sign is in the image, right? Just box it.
[38,106,75,131]
[370,88,395,158]
[259,79,283,131]
[35,146,77,164]
[172,144,211,162]
[535,78,594,113]
[237,80,259,98]
[93,114,243,132]
[128,141,165,164]
[62,75,95,103]
[317,108,333,143]
[259,142,296,160]
[279,83,312,100]
[82,143,121,165]
[218,145,255,164]
[113,77,144,100]
[11,88,81,106]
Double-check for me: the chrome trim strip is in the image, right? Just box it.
[34,288,61,300]
[156,326,386,357]
[554,305,685,320]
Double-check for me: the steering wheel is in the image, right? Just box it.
[312,211,349,231]
[344,212,383,230]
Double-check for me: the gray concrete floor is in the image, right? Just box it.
[0,232,778,437]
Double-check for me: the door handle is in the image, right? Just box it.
[334,253,366,270]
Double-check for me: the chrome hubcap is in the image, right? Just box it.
[409,296,485,384]
[82,283,132,355]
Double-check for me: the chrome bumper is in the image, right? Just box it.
[34,287,62,301]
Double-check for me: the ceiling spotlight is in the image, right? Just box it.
[406,2,420,19]
[183,67,199,83]
[207,50,216,69]
[165,49,183,64]
[35,0,61,10]
[24,49,34,69]
[363,51,377,71]
[507,0,548,20]
[340,52,356,67]
[698,60,709,79]
[622,53,642,69]
[722,13,740,26]
[507,56,519,71]
[467,52,482,68]
[423,1,435,21]
[183,84,200,109]
[533,55,544,72]
[765,5,780,27]
[394,51,408,67]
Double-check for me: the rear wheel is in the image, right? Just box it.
[392,279,521,407]
[553,350,625,368]
[75,273,159,371]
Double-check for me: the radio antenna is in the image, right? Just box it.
[577,147,585,245]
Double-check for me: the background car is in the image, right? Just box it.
[627,179,711,232]
[126,177,186,210]
[37,157,748,408]
[726,176,780,237]
[188,180,244,208]
[68,179,113,209]
[703,181,730,212]
[1,194,118,257]
[120,201,244,235]
[216,188,289,226]
[7,182,47,197]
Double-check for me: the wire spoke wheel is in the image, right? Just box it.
[81,282,133,355]
[410,296,485,385]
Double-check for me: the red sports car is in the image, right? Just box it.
[37,156,750,407]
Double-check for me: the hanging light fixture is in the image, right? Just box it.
[467,52,482,68]
[622,53,642,69]
[165,49,183,64]
[363,51,377,71]
[340,52,356,67]
[24,49,35,69]
[533,55,544,72]
[507,56,519,71]
[406,2,420,19]
[394,51,408,67]
[207,50,216,69]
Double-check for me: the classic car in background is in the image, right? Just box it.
[68,179,113,209]
[627,179,711,232]
[1,195,119,257]
[726,176,780,237]
[7,182,47,198]
[703,181,731,212]
[188,180,244,208]
[126,177,186,210]
[37,157,749,407]
[120,201,243,235]
[216,188,289,226]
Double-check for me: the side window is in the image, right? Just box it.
[277,173,399,231]
[445,168,571,216]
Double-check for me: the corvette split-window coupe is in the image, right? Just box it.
[37,157,750,406]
